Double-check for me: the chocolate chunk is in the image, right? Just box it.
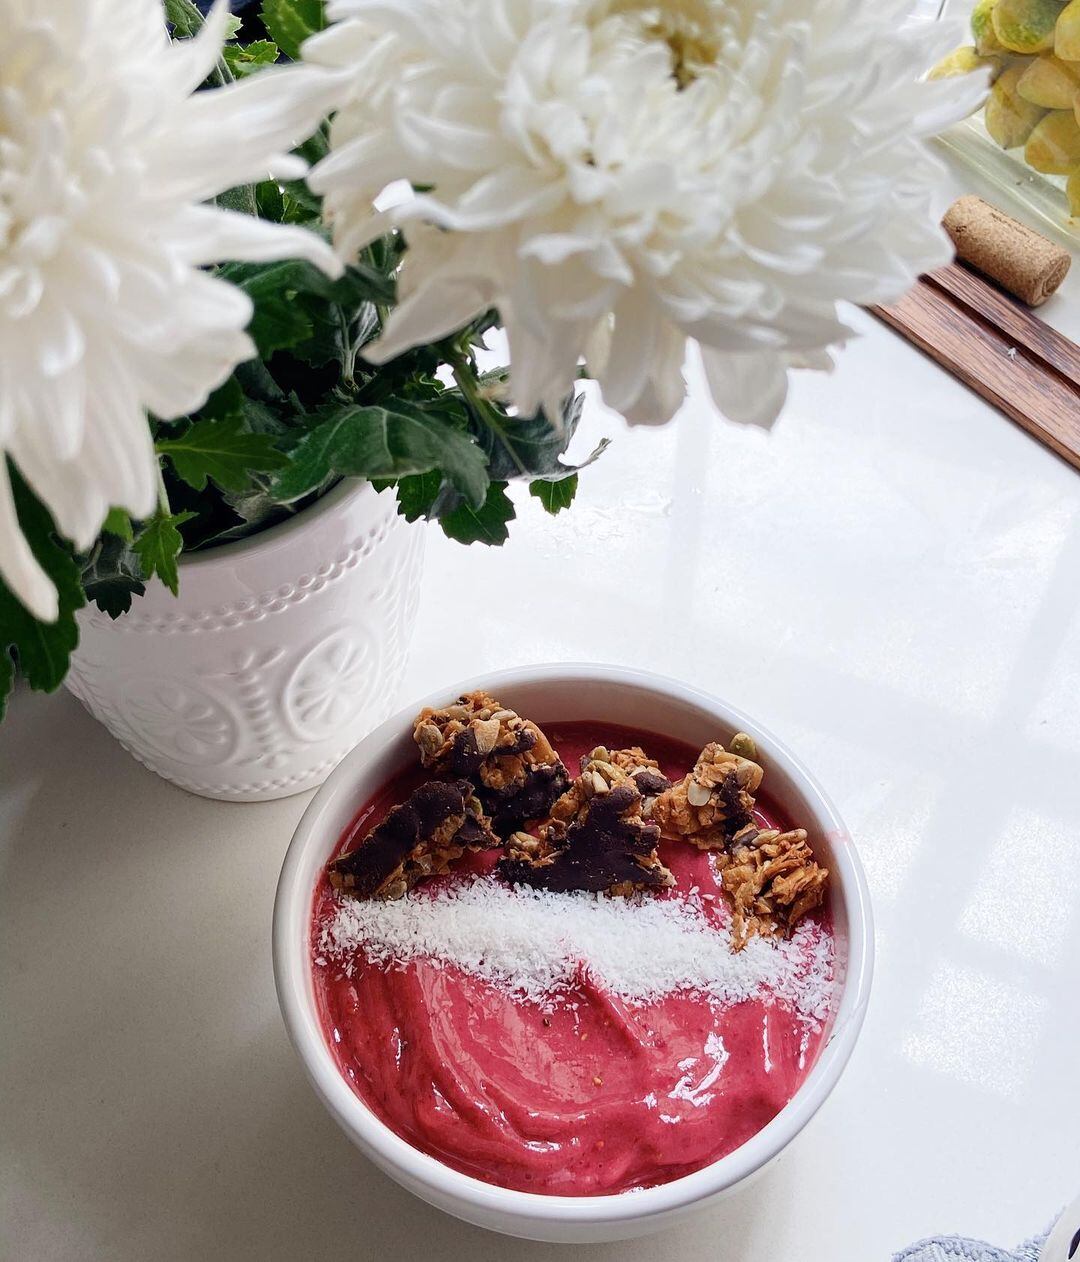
[501,783,673,896]
[484,762,570,836]
[447,726,485,778]
[633,768,671,797]
[448,723,537,778]
[328,780,497,900]
[453,812,492,848]
[714,770,754,835]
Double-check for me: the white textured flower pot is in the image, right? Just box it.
[64,481,425,802]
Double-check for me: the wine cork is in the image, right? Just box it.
[942,195,1071,307]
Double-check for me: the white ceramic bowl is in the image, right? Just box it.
[273,665,874,1243]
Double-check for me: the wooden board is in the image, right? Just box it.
[870,264,1080,472]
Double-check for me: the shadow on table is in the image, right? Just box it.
[1,690,798,1261]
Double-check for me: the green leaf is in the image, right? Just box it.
[80,534,146,620]
[335,259,397,307]
[227,254,394,313]
[261,0,325,60]
[217,259,330,356]
[87,574,145,619]
[452,376,606,491]
[0,643,12,721]
[218,479,298,542]
[164,0,239,90]
[271,400,488,508]
[240,396,290,436]
[255,180,286,222]
[200,376,246,424]
[159,473,247,550]
[478,391,605,483]
[222,40,279,77]
[133,511,197,597]
[249,293,312,358]
[265,148,327,226]
[235,357,287,402]
[439,482,515,546]
[280,180,324,223]
[216,256,390,364]
[530,474,578,514]
[101,508,133,541]
[290,298,347,370]
[0,466,85,694]
[215,183,259,218]
[254,177,322,227]
[163,0,204,38]
[395,470,444,522]
[156,416,287,493]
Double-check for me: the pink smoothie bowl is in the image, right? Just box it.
[272,664,874,1243]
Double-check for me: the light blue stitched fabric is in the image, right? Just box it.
[893,1231,1048,1262]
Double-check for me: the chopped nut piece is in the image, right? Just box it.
[327,780,497,900]
[652,741,764,849]
[501,781,673,895]
[412,691,569,835]
[686,780,711,807]
[720,827,829,951]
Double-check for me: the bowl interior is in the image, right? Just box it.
[274,665,873,1232]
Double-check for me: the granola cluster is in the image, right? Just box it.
[593,746,671,802]
[325,688,828,953]
[548,747,671,824]
[651,741,763,850]
[413,691,569,835]
[502,776,673,896]
[718,825,829,951]
[327,780,496,900]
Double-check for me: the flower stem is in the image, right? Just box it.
[339,307,358,389]
[447,346,529,477]
[155,463,172,518]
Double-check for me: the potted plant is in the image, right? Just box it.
[0,0,979,799]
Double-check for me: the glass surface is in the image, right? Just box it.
[933,0,1079,237]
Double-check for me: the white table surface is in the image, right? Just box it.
[4,159,1080,1261]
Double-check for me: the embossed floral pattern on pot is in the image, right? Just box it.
[117,677,240,767]
[285,626,379,743]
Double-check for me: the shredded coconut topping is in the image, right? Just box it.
[317,875,834,1025]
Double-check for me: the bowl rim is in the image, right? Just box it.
[273,663,874,1227]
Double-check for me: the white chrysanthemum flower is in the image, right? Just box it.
[0,0,344,621]
[306,0,984,425]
